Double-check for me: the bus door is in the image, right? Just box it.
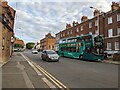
[79,42,85,55]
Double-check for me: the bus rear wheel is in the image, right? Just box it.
[61,53,64,57]
[79,55,83,60]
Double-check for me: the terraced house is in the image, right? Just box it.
[56,2,120,55]
[0,0,16,63]
[40,33,56,51]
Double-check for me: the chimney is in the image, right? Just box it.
[81,16,88,22]
[94,10,100,16]
[66,23,72,29]
[111,2,120,11]
[73,21,78,26]
[2,1,8,7]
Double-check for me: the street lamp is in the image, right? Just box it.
[90,6,100,35]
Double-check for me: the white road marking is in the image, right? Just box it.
[20,53,57,89]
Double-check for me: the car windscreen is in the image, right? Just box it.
[46,51,56,54]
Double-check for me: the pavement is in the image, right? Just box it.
[102,59,120,65]
[1,52,49,89]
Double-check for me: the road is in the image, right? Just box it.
[23,51,118,88]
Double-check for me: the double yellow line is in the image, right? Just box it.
[32,61,70,90]
[21,53,70,90]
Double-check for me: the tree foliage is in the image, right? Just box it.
[14,43,24,48]
[26,42,35,49]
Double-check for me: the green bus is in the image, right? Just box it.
[58,34,104,61]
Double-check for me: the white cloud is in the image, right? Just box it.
[8,0,119,43]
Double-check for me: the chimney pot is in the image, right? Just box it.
[81,16,88,22]
[111,2,120,11]
[94,10,100,16]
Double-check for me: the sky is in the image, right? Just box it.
[7,0,120,43]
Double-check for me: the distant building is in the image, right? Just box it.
[33,42,40,50]
[56,2,120,55]
[55,32,60,51]
[40,33,56,51]
[14,38,25,48]
[0,0,16,63]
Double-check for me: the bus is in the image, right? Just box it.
[58,34,104,61]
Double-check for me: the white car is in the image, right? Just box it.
[32,49,38,54]
[41,50,59,62]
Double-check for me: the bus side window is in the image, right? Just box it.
[81,43,84,46]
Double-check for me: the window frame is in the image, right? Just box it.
[95,20,98,26]
[117,28,120,35]
[89,22,92,28]
[76,27,79,32]
[107,42,112,50]
[115,42,119,50]
[117,14,120,21]
[108,29,113,37]
[81,26,83,31]
[108,16,112,24]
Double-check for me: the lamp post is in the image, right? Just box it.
[90,6,100,35]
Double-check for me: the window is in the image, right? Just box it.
[76,28,79,32]
[96,29,99,35]
[67,31,69,35]
[89,32,92,35]
[108,17,112,24]
[117,28,120,35]
[52,45,54,49]
[81,26,83,31]
[107,43,111,50]
[89,22,92,28]
[108,29,113,37]
[117,14,120,21]
[115,42,119,50]
[49,45,51,49]
[95,20,98,26]
[61,34,62,37]
[63,33,65,36]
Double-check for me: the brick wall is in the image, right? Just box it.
[40,33,56,51]
[0,1,15,63]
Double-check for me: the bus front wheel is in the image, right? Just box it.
[79,55,83,60]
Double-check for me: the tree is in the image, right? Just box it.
[26,42,35,49]
[14,43,24,48]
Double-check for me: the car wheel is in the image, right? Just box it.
[56,60,59,62]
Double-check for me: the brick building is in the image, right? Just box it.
[14,38,25,46]
[14,38,25,50]
[56,2,120,55]
[0,0,16,63]
[40,33,56,51]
